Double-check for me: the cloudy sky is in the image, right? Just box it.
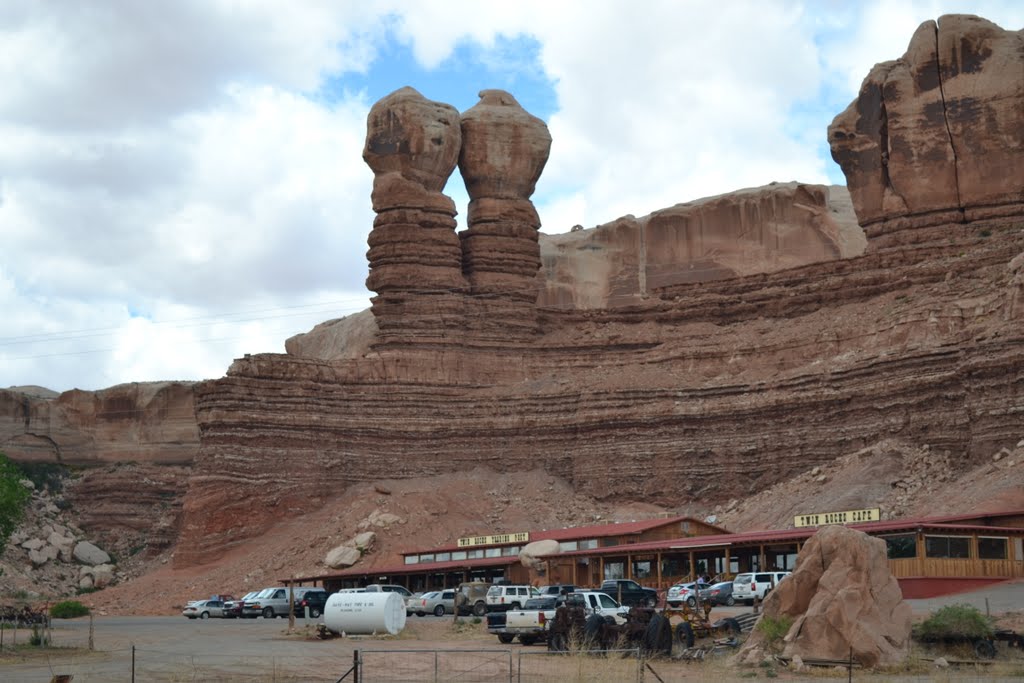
[2,1,1021,393]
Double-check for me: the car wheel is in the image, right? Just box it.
[311,607,322,618]
[645,596,658,608]
[434,605,445,617]
[509,602,521,611]
[472,601,486,617]
[643,614,672,656]
[200,611,209,620]
[498,633,515,644]
[686,596,696,608]
[725,595,735,606]
[262,607,274,619]
[519,635,537,646]
[667,601,680,609]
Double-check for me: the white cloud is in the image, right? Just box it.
[1,1,1020,392]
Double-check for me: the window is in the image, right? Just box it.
[604,562,624,579]
[925,535,970,559]
[452,551,467,561]
[559,541,579,552]
[436,552,450,562]
[501,546,520,557]
[467,549,483,559]
[883,534,917,559]
[579,539,599,550]
[419,554,434,563]
[632,561,652,579]
[485,547,501,558]
[978,537,1008,560]
[599,594,618,608]
[404,555,418,565]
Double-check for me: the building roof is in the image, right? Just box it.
[400,515,724,555]
[289,555,517,583]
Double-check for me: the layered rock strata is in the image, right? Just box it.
[0,383,198,465]
[829,15,1024,247]
[539,183,861,309]
[176,15,1024,566]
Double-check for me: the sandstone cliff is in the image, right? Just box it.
[177,16,1024,569]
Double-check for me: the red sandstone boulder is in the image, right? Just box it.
[829,15,1024,240]
[736,525,912,668]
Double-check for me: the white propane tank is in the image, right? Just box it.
[323,591,406,635]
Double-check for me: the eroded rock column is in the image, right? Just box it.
[458,90,552,341]
[364,87,467,345]
[828,14,1024,248]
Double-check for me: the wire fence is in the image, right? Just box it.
[354,648,649,683]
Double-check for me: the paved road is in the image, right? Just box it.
[905,579,1024,615]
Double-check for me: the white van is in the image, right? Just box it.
[731,571,790,605]
[242,586,321,618]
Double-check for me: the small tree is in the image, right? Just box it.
[0,452,31,553]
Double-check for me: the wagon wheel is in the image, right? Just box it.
[675,621,695,648]
[974,639,996,659]
[715,617,741,638]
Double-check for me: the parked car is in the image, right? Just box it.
[732,572,791,605]
[536,584,576,598]
[599,579,659,607]
[223,591,258,618]
[699,581,735,606]
[182,599,225,619]
[666,581,701,608]
[293,589,329,618]
[242,586,321,619]
[456,582,490,616]
[365,584,413,600]
[486,584,540,612]
[414,589,456,617]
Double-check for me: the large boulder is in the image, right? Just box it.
[519,539,561,570]
[73,540,111,566]
[324,545,361,569]
[736,525,912,668]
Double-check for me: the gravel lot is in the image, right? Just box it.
[1,581,1022,682]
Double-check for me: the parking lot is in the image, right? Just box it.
[1,581,1022,681]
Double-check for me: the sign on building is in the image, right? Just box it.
[794,508,880,528]
[457,531,530,548]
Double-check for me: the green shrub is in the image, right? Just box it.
[915,604,994,640]
[756,614,793,653]
[0,452,31,553]
[29,624,50,646]
[51,600,90,619]
[13,461,69,493]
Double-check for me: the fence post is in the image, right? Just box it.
[88,613,95,650]
[508,649,513,683]
[1,617,4,650]
[434,649,439,683]
[131,644,136,683]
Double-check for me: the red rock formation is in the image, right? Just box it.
[539,183,862,309]
[363,87,467,346]
[0,383,198,465]
[173,17,1024,567]
[829,15,1024,247]
[459,90,552,340]
[736,525,912,668]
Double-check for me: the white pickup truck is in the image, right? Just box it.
[487,591,629,645]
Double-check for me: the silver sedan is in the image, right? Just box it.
[182,599,225,619]
[412,590,456,617]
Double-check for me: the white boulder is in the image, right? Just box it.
[73,540,111,566]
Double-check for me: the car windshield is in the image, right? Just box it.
[524,597,557,610]
[254,588,275,598]
[422,591,438,599]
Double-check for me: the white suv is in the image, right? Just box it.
[732,571,790,605]
[485,585,539,612]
